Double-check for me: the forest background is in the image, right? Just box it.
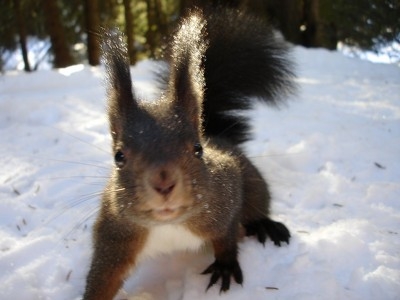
[1,0,399,72]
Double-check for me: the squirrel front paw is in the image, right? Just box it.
[202,259,243,292]
[244,218,291,246]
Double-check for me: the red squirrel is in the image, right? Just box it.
[83,6,295,299]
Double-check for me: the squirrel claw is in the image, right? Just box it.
[244,218,291,247]
[202,259,243,293]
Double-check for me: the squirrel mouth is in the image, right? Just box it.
[152,207,184,221]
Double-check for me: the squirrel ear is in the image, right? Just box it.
[169,61,204,131]
[102,29,137,138]
[167,12,207,132]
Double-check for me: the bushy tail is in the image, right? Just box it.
[162,7,296,145]
[202,7,296,144]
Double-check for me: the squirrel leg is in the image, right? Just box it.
[240,156,291,247]
[83,219,145,300]
[202,232,243,293]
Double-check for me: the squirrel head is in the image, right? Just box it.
[101,12,210,226]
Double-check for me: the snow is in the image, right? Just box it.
[1,47,399,300]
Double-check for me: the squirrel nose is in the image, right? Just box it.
[151,170,176,196]
[154,183,175,196]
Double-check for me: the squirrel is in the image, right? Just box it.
[83,6,295,300]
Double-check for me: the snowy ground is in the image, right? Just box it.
[0,47,399,300]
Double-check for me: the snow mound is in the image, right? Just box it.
[0,50,399,299]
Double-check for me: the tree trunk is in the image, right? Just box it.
[179,0,194,14]
[180,0,237,13]
[123,0,137,65]
[84,0,101,66]
[309,0,337,49]
[239,0,268,15]
[146,0,157,57]
[42,0,74,68]
[13,0,31,72]
[154,0,167,37]
[100,0,120,27]
[301,0,321,47]
[264,0,303,45]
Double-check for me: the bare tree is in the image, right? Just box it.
[42,0,74,68]
[154,0,168,37]
[123,0,137,65]
[145,0,157,57]
[13,0,31,72]
[84,0,101,66]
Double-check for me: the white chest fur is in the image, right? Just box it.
[138,224,205,262]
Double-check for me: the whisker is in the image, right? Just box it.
[40,157,111,170]
[215,118,243,140]
[43,190,103,226]
[39,175,110,181]
[45,125,110,155]
[248,151,304,159]
[14,153,111,170]
[62,206,100,243]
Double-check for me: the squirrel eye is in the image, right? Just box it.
[114,150,126,168]
[193,142,203,159]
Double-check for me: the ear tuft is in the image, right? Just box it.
[101,29,137,138]
[167,10,207,131]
